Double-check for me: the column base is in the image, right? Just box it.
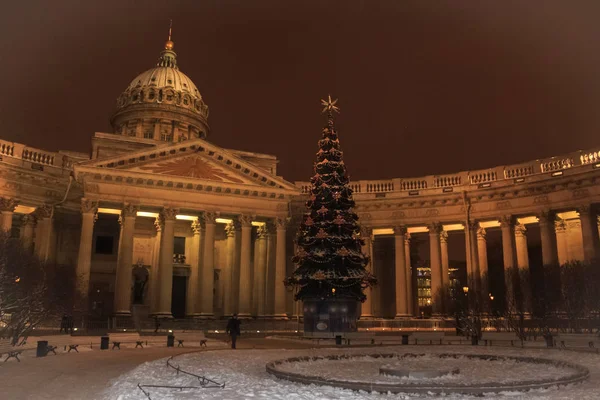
[151,312,173,318]
[186,313,203,318]
[113,311,132,317]
[266,314,289,320]
[195,313,215,319]
[236,313,253,319]
[394,314,413,319]
[359,314,375,320]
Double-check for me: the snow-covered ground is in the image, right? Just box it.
[104,345,600,400]
[275,353,573,385]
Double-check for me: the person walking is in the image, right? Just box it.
[225,314,241,349]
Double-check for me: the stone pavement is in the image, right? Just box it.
[0,337,315,400]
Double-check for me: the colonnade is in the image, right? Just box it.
[72,201,290,319]
[361,205,600,319]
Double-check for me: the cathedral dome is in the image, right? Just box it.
[110,39,210,142]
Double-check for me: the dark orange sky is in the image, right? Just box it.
[1,0,598,181]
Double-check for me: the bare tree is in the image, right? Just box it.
[0,233,76,345]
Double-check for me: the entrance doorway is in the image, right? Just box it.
[171,276,187,318]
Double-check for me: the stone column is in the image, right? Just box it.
[578,205,600,262]
[515,223,530,269]
[223,221,239,317]
[0,197,18,232]
[428,222,443,311]
[273,217,288,318]
[75,199,98,308]
[394,226,410,318]
[149,217,162,315]
[477,227,489,278]
[360,227,374,319]
[467,222,480,290]
[20,214,35,251]
[238,215,253,317]
[500,215,518,270]
[440,230,450,289]
[405,233,414,316]
[555,220,569,265]
[113,204,138,316]
[156,207,178,317]
[34,205,53,261]
[538,210,559,266]
[186,219,202,317]
[255,224,268,317]
[199,212,216,318]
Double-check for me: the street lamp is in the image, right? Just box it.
[462,286,469,295]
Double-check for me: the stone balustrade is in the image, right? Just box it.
[0,139,82,169]
[295,146,600,195]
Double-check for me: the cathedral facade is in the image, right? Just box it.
[1,39,599,321]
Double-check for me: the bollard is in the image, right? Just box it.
[100,336,109,350]
[335,335,342,346]
[167,334,175,347]
[36,340,49,357]
[471,336,479,346]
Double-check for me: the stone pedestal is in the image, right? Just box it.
[302,298,359,334]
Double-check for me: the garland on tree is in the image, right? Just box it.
[285,96,376,302]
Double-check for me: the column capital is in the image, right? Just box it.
[537,209,556,225]
[81,198,98,215]
[515,223,527,237]
[238,214,253,228]
[0,197,18,212]
[393,225,407,236]
[275,217,289,230]
[499,215,515,228]
[576,203,596,216]
[428,222,442,234]
[467,221,479,231]
[202,211,217,225]
[477,226,486,240]
[160,207,178,221]
[34,204,53,220]
[554,219,567,233]
[154,216,162,232]
[191,219,202,235]
[439,230,448,243]
[225,220,240,237]
[360,226,372,238]
[257,224,268,239]
[122,203,139,218]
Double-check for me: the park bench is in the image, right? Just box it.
[174,332,207,348]
[108,332,143,350]
[480,332,522,347]
[411,332,445,345]
[555,334,600,353]
[0,339,25,362]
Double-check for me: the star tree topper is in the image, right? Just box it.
[321,95,340,114]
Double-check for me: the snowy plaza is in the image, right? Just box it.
[102,342,600,400]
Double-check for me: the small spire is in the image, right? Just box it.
[157,19,178,69]
[165,19,174,50]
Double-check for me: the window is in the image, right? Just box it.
[95,236,114,254]
[143,130,154,139]
[128,129,136,137]
[173,236,186,255]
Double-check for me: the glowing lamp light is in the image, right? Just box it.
[137,211,159,218]
[74,328,78,331]
[14,276,20,283]
[426,299,431,305]
[331,288,336,294]
[168,330,173,333]
[215,330,219,334]
[176,215,197,221]
[463,286,469,294]
[257,330,260,333]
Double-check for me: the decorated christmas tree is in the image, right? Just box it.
[285,96,376,333]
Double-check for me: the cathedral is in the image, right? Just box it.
[0,37,599,321]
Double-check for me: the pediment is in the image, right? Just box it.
[76,138,299,191]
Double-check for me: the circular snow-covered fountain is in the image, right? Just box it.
[266,352,589,396]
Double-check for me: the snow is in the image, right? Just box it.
[103,345,600,399]
[275,353,572,385]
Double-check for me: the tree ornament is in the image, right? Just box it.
[316,228,328,239]
[317,206,328,215]
[304,216,314,226]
